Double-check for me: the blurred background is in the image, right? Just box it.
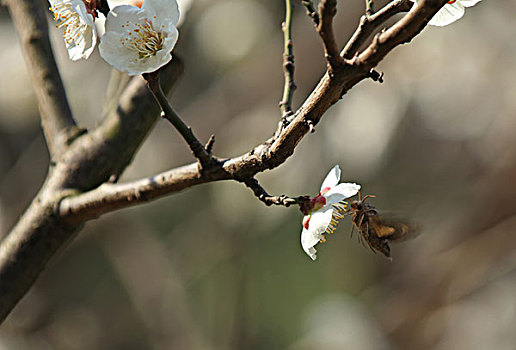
[1,0,516,349]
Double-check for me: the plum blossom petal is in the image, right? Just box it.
[301,208,334,260]
[458,0,482,7]
[49,0,97,60]
[99,0,180,75]
[107,0,190,25]
[413,0,481,27]
[428,1,464,26]
[320,165,341,192]
[324,183,361,205]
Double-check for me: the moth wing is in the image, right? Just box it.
[370,215,420,241]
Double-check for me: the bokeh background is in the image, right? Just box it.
[1,0,516,349]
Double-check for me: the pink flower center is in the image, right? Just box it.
[83,0,100,19]
[310,193,327,212]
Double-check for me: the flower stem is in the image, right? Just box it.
[242,177,306,207]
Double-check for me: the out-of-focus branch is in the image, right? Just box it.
[317,0,342,69]
[5,0,77,157]
[342,0,414,59]
[0,60,183,323]
[279,0,296,119]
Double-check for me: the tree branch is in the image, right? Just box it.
[5,0,77,157]
[0,0,449,323]
[0,60,183,323]
[342,0,414,59]
[302,0,319,26]
[279,0,296,119]
[317,0,342,69]
[365,0,375,16]
[59,0,448,222]
[241,177,303,207]
[143,71,215,169]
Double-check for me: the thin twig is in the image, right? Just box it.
[5,0,77,157]
[342,0,413,60]
[143,71,214,168]
[205,135,216,154]
[365,0,375,16]
[318,0,342,69]
[279,0,296,119]
[242,177,301,207]
[302,0,319,26]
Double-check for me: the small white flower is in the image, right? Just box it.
[107,0,191,26]
[99,0,180,75]
[415,0,482,27]
[300,165,361,260]
[49,0,98,60]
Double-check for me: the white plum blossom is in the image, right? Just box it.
[414,0,483,27]
[300,165,361,260]
[107,0,191,26]
[49,0,98,60]
[99,0,180,75]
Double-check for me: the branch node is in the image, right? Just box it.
[302,0,320,26]
[205,135,216,154]
[365,0,375,17]
[369,68,384,83]
[306,120,316,133]
[108,174,120,183]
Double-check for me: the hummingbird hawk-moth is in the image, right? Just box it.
[346,194,418,258]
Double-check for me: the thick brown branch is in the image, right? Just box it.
[0,60,183,323]
[59,170,305,222]
[5,0,77,157]
[318,0,342,69]
[342,0,413,59]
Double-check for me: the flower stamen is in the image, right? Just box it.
[326,203,347,235]
[50,2,90,46]
[121,19,167,60]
